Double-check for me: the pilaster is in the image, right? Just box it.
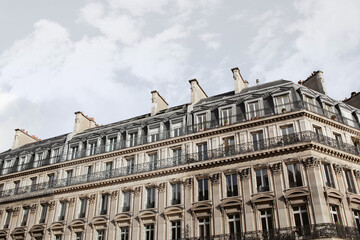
[270,162,288,228]
[183,178,193,238]
[240,168,255,232]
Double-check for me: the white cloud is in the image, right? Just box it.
[199,33,221,50]
[108,0,169,16]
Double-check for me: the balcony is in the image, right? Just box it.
[1,131,360,201]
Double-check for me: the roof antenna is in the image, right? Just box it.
[256,79,259,85]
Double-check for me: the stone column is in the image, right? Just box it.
[240,168,255,232]
[157,183,167,239]
[333,164,353,226]
[108,191,119,239]
[183,178,193,238]
[210,173,222,235]
[131,186,142,240]
[270,162,289,228]
[302,157,330,224]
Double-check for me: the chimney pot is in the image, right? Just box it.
[232,67,248,93]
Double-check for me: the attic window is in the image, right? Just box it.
[274,94,290,113]
[247,100,261,119]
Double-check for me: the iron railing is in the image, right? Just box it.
[174,224,360,239]
[1,100,359,177]
[1,131,360,200]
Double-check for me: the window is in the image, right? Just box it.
[172,148,182,165]
[48,174,55,187]
[171,221,181,240]
[197,143,208,161]
[108,137,117,151]
[59,201,67,221]
[89,142,97,156]
[275,94,290,113]
[334,133,343,148]
[148,127,160,142]
[66,170,73,185]
[344,169,356,193]
[122,191,131,212]
[223,136,235,156]
[97,230,105,240]
[226,174,238,197]
[54,235,62,240]
[260,209,273,231]
[105,162,113,178]
[322,163,335,188]
[79,198,87,218]
[31,177,37,191]
[145,224,154,240]
[129,132,138,147]
[330,205,341,224]
[228,214,241,236]
[52,148,60,163]
[256,168,269,192]
[324,104,334,118]
[198,178,209,201]
[313,125,323,141]
[119,227,129,240]
[199,218,210,238]
[14,181,20,194]
[197,114,207,130]
[171,183,181,205]
[252,131,264,151]
[4,210,11,228]
[353,210,360,229]
[70,146,78,160]
[148,153,158,170]
[248,101,261,119]
[39,204,48,223]
[100,194,109,215]
[37,152,44,166]
[146,187,156,209]
[84,165,92,181]
[281,125,294,136]
[74,232,83,240]
[293,206,309,227]
[3,159,14,174]
[172,121,182,137]
[0,184,3,197]
[21,207,29,226]
[304,95,315,112]
[18,156,28,171]
[287,163,303,187]
[222,108,232,125]
[126,158,135,174]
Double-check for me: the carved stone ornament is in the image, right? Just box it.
[240,168,251,180]
[30,204,37,213]
[270,162,282,175]
[13,207,20,216]
[0,210,3,216]
[49,201,56,210]
[301,157,320,169]
[354,170,360,179]
[183,178,193,188]
[69,198,76,207]
[210,173,220,184]
[111,191,118,200]
[333,164,343,175]
[158,183,166,192]
[89,194,97,204]
[134,187,142,196]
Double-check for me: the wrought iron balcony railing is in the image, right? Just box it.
[1,131,360,200]
[2,100,359,176]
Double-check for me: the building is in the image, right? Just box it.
[0,68,360,240]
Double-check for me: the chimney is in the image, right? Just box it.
[231,67,248,94]
[73,111,98,133]
[151,90,168,116]
[11,129,40,150]
[189,79,207,105]
[301,70,328,95]
[344,92,360,109]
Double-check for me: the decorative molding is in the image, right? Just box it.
[354,170,360,179]
[333,164,343,175]
[69,198,76,207]
[210,173,220,184]
[30,204,37,213]
[302,157,320,169]
[49,201,56,210]
[111,191,118,200]
[134,187,142,196]
[158,183,166,192]
[240,168,251,180]
[270,162,282,175]
[183,178,193,188]
[89,194,96,204]
[0,210,3,216]
[13,207,19,216]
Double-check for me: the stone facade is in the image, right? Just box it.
[0,69,360,240]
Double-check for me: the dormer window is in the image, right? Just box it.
[221,108,232,125]
[36,152,44,166]
[148,126,160,143]
[274,94,290,113]
[247,100,261,119]
[89,142,97,156]
[128,132,138,147]
[3,159,14,174]
[108,137,117,152]
[18,156,28,171]
[52,148,61,163]
[70,146,79,160]
[196,113,207,131]
[171,119,183,137]
[304,95,315,112]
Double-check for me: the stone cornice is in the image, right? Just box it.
[1,109,359,182]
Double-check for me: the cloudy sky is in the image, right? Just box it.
[0,0,360,151]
